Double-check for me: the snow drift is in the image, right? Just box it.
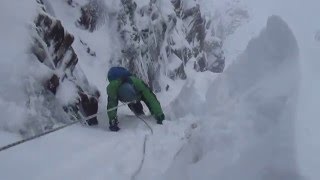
[165,15,303,180]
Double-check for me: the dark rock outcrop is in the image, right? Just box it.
[77,0,107,32]
[31,1,100,128]
[80,39,96,57]
[46,74,60,94]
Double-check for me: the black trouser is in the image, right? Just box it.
[128,101,145,115]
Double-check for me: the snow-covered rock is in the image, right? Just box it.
[34,0,100,126]
[80,0,240,91]
[164,15,302,180]
[0,0,101,137]
[77,0,108,32]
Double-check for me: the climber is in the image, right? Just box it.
[106,67,165,131]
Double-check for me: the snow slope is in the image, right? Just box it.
[0,0,320,180]
[0,114,198,180]
[163,15,301,180]
[0,0,38,135]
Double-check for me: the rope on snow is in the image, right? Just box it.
[0,102,132,152]
[131,115,154,180]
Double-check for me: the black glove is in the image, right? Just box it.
[155,114,165,124]
[109,125,120,132]
[109,118,120,132]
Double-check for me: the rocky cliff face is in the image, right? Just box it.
[76,0,247,92]
[24,0,100,136]
[10,0,247,136]
[170,0,225,73]
[114,0,225,91]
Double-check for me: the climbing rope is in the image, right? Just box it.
[131,114,154,180]
[0,120,79,152]
[0,102,132,152]
[131,135,149,180]
[135,115,154,134]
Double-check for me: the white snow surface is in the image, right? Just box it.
[166,15,301,180]
[0,0,320,180]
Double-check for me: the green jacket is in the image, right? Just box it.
[107,76,164,123]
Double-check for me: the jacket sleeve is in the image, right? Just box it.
[107,80,121,124]
[131,77,164,118]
